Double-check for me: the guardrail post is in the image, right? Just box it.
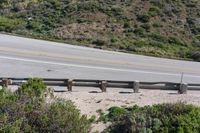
[67,80,73,92]
[2,79,11,88]
[100,81,107,92]
[179,83,187,94]
[133,81,139,93]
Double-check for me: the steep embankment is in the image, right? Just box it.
[0,0,200,60]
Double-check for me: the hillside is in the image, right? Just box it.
[0,0,200,61]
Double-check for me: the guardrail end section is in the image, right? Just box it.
[67,80,73,92]
[133,81,140,93]
[100,81,107,92]
[179,83,188,94]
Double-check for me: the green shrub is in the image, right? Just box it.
[152,22,163,28]
[133,40,149,47]
[123,22,130,28]
[77,2,99,12]
[89,115,97,123]
[31,99,90,133]
[150,0,164,8]
[107,106,128,121]
[0,87,18,110]
[92,39,106,46]
[137,14,150,23]
[149,40,165,49]
[111,6,123,16]
[110,37,118,43]
[97,106,128,123]
[149,33,168,43]
[103,103,200,133]
[0,78,91,133]
[141,23,151,32]
[26,21,41,31]
[148,6,160,17]
[168,36,184,46]
[0,16,23,32]
[134,28,146,37]
[19,78,46,97]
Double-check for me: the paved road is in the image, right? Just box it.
[0,34,200,83]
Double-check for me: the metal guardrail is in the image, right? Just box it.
[1,78,200,94]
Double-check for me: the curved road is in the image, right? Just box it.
[0,34,200,83]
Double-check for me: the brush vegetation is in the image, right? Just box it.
[0,78,91,133]
[98,103,200,133]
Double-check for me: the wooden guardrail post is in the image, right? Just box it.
[67,80,73,92]
[179,83,187,94]
[100,81,107,92]
[1,79,11,88]
[133,81,139,93]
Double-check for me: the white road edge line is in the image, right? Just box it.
[0,55,200,78]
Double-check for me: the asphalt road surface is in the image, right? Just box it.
[0,34,200,83]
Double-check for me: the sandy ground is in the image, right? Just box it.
[53,87,200,132]
[54,87,200,116]
[6,86,200,132]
